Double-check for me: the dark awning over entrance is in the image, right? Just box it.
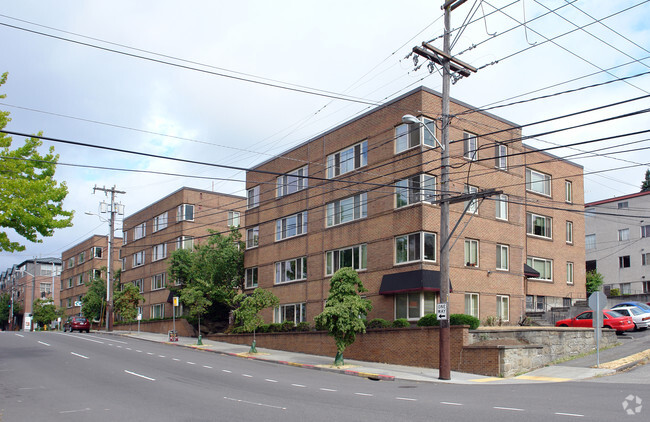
[379,269,451,295]
[524,263,541,278]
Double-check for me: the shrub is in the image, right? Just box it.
[392,318,410,328]
[281,321,295,332]
[417,313,439,327]
[609,288,620,297]
[257,324,270,333]
[296,322,311,332]
[484,316,503,327]
[267,323,282,333]
[365,318,390,329]
[314,318,328,331]
[450,314,480,330]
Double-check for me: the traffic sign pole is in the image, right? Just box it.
[588,291,607,367]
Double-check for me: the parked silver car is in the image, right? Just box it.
[611,305,650,330]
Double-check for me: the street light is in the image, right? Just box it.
[401,114,445,151]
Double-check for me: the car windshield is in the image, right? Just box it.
[607,310,624,318]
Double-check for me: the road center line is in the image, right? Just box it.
[396,397,417,401]
[242,374,253,378]
[222,369,232,373]
[203,365,213,369]
[355,393,373,396]
[187,362,196,365]
[15,333,24,337]
[38,341,50,346]
[494,407,524,412]
[224,397,286,410]
[70,352,89,359]
[320,388,337,392]
[124,370,155,381]
[59,407,91,414]
[291,384,306,388]
[555,412,585,417]
[441,402,463,406]
[265,379,278,383]
[173,358,180,361]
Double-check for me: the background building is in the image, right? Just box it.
[585,190,650,296]
[244,86,585,325]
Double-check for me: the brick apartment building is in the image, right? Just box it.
[60,234,122,319]
[243,86,585,325]
[119,187,246,321]
[0,257,62,330]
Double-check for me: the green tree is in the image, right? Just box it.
[641,169,650,192]
[586,270,604,294]
[0,292,11,330]
[31,298,61,329]
[113,282,144,324]
[232,288,279,333]
[167,228,244,330]
[82,276,106,323]
[0,72,73,252]
[314,267,372,367]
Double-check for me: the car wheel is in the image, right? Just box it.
[559,324,568,327]
[634,323,639,331]
[86,329,90,333]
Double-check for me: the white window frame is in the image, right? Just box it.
[275,212,308,241]
[246,227,259,249]
[463,132,478,161]
[641,225,650,238]
[619,255,631,268]
[526,168,551,196]
[277,165,308,197]
[245,267,258,289]
[495,194,508,221]
[618,228,629,242]
[326,193,367,227]
[526,256,553,281]
[67,257,75,268]
[395,117,437,154]
[153,212,168,232]
[274,303,306,324]
[395,291,436,321]
[133,250,145,268]
[67,278,73,288]
[77,274,84,286]
[91,269,101,280]
[565,180,572,203]
[465,293,479,318]
[176,236,194,251]
[497,295,509,322]
[396,174,436,208]
[275,257,307,284]
[326,140,368,179]
[496,244,509,271]
[464,239,479,267]
[134,222,146,240]
[495,143,507,170]
[177,204,194,222]
[642,252,650,266]
[91,246,102,259]
[618,201,628,209]
[464,184,479,214]
[395,232,437,264]
[566,221,573,244]
[526,212,552,239]
[247,186,260,209]
[326,244,367,276]
[133,279,144,293]
[566,262,574,285]
[585,234,596,250]
[151,303,164,319]
[227,211,241,227]
[78,251,85,264]
[152,243,167,261]
[152,273,165,291]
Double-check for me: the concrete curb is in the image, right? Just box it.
[596,349,650,372]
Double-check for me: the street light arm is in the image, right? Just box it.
[401,114,445,151]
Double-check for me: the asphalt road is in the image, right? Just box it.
[1,331,648,421]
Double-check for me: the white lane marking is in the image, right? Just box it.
[355,393,373,396]
[172,358,180,361]
[203,365,213,369]
[265,379,278,383]
[147,352,154,355]
[101,337,128,344]
[38,341,50,346]
[158,355,166,358]
[441,402,463,406]
[68,335,104,344]
[555,413,584,417]
[242,374,252,378]
[135,350,143,353]
[70,352,89,359]
[396,397,417,401]
[291,384,306,388]
[124,370,155,381]
[15,334,24,337]
[320,388,337,392]
[494,407,524,412]
[126,348,132,350]
[222,369,232,373]
[59,408,91,414]
[187,362,196,365]
[224,397,286,410]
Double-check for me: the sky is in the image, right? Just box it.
[1,0,650,270]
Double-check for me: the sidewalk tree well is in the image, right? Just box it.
[0,72,73,253]
[167,227,244,331]
[314,267,372,367]
[114,282,144,325]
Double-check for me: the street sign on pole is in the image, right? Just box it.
[436,303,448,321]
[588,291,607,367]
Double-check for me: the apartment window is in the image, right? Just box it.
[495,143,507,170]
[133,279,144,293]
[619,255,631,268]
[563,297,572,307]
[326,193,367,226]
[497,295,509,322]
[78,252,85,264]
[92,246,102,258]
[121,258,125,271]
[618,228,629,241]
[277,165,308,197]
[642,225,650,238]
[123,230,128,245]
[495,194,508,220]
[153,212,168,232]
[620,283,631,295]
[66,297,72,308]
[151,304,164,319]
[133,250,145,267]
[91,269,101,280]
[526,212,552,239]
[326,244,367,276]
[67,257,75,268]
[176,236,194,251]
[526,168,551,196]
[395,117,437,153]
[274,303,306,324]
[496,244,509,271]
[275,257,307,284]
[77,274,84,286]
[245,267,258,289]
[395,292,435,320]
[134,222,146,240]
[396,174,435,208]
[247,186,260,209]
[566,221,573,244]
[177,204,194,221]
[585,234,596,250]
[246,227,259,249]
[67,278,73,288]
[464,239,479,267]
[565,181,573,203]
[152,273,165,290]
[326,140,368,179]
[618,201,628,209]
[526,257,553,281]
[152,243,167,261]
[275,212,308,241]
[40,282,52,296]
[644,281,650,294]
[642,252,650,266]
[566,262,574,284]
[227,211,241,227]
[464,184,479,214]
[463,132,478,160]
[465,293,479,318]
[395,232,436,264]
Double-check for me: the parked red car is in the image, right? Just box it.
[555,310,634,334]
[63,316,90,333]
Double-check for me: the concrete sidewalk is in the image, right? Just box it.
[105,330,649,385]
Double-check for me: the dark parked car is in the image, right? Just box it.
[64,316,90,333]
